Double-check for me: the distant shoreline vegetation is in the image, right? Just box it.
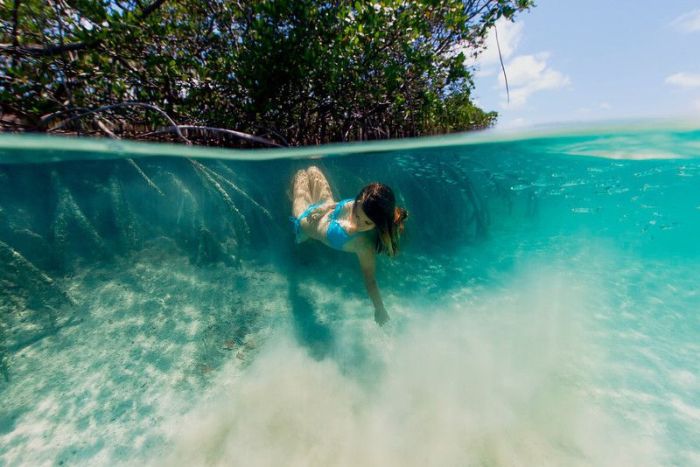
[0,0,532,147]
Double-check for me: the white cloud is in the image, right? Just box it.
[665,72,700,88]
[599,101,611,110]
[498,53,571,108]
[671,9,700,33]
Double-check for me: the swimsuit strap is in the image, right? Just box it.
[330,199,353,221]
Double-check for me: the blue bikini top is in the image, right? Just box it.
[326,199,357,250]
[291,198,358,250]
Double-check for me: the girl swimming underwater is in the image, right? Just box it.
[291,166,408,325]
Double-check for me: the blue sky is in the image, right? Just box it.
[470,0,700,129]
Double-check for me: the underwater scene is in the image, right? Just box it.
[0,124,699,466]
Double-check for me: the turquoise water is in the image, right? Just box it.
[0,123,698,466]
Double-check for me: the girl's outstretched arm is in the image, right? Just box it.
[357,249,389,325]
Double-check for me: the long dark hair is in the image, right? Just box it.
[354,183,408,257]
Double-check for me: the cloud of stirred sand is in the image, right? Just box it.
[160,265,661,467]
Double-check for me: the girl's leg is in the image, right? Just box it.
[292,169,312,218]
[306,166,334,204]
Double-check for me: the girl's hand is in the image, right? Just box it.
[374,306,390,326]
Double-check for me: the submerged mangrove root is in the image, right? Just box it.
[461,177,489,239]
[0,319,8,382]
[189,159,250,235]
[0,239,75,307]
[50,171,107,259]
[108,175,139,249]
[166,172,200,228]
[445,161,490,239]
[0,239,79,379]
[213,162,273,220]
[95,116,165,196]
[165,171,239,264]
[6,313,81,354]
[0,349,8,383]
[125,158,165,196]
[95,115,166,197]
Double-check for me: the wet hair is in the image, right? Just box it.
[353,183,408,257]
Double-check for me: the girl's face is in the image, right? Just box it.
[354,205,376,232]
